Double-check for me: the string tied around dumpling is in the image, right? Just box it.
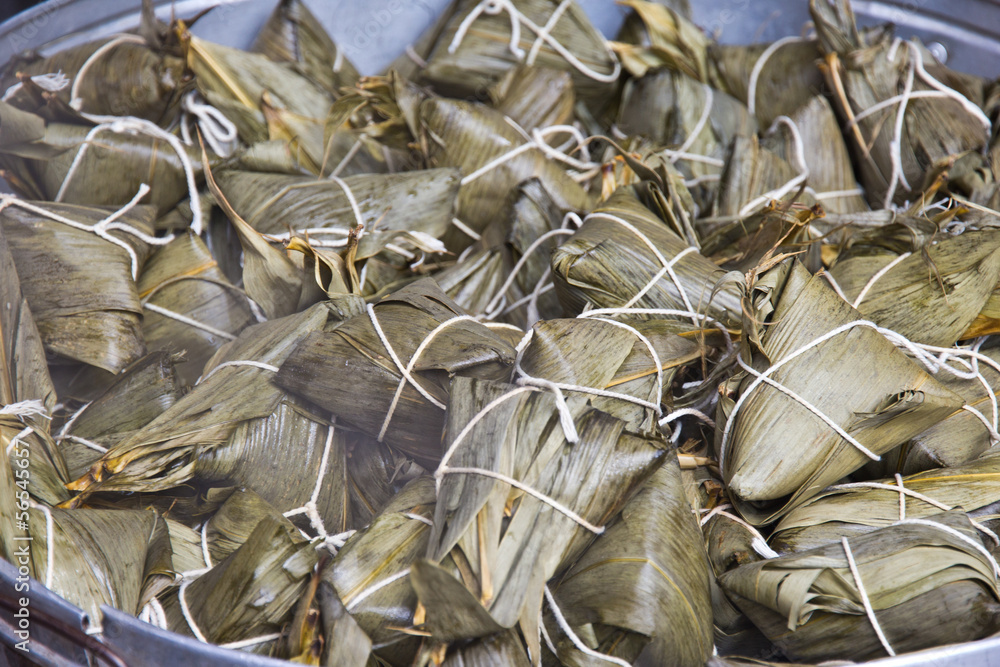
[447,0,620,83]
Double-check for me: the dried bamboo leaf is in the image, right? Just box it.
[250,0,359,97]
[829,229,1000,346]
[30,507,173,621]
[66,301,336,497]
[138,231,255,385]
[885,347,1000,473]
[9,123,205,215]
[610,0,710,81]
[317,581,372,667]
[715,134,812,219]
[326,477,437,666]
[440,628,530,666]
[427,377,666,637]
[203,150,323,319]
[489,65,575,132]
[408,94,592,250]
[184,34,332,144]
[762,95,867,214]
[213,167,459,243]
[709,40,825,128]
[518,317,706,431]
[718,259,964,524]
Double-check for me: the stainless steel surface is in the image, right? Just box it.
[0,0,999,664]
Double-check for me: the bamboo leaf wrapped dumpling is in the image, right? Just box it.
[546,455,714,666]
[276,280,517,465]
[551,184,743,328]
[419,0,620,112]
[719,512,1000,662]
[717,258,963,524]
[0,198,157,373]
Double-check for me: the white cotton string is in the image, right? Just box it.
[220,633,283,650]
[5,427,32,457]
[841,537,895,657]
[329,176,365,231]
[366,304,447,411]
[25,501,57,590]
[747,36,802,118]
[544,586,630,667]
[514,376,581,442]
[962,405,1000,445]
[540,613,560,657]
[345,568,412,612]
[658,149,724,167]
[58,112,204,235]
[451,217,482,241]
[672,85,713,162]
[884,44,917,208]
[483,228,577,318]
[659,408,716,428]
[499,283,554,318]
[590,317,664,411]
[315,530,356,552]
[196,360,279,385]
[910,45,992,131]
[2,70,69,102]
[699,505,779,558]
[525,0,570,65]
[578,308,734,354]
[895,473,906,521]
[623,247,698,310]
[583,213,698,320]
[139,597,168,630]
[435,386,537,492]
[178,580,210,643]
[180,90,237,158]
[68,34,147,110]
[1,185,171,280]
[404,44,428,68]
[825,479,1000,544]
[848,90,957,127]
[513,322,662,416]
[55,402,88,440]
[0,400,49,420]
[447,0,620,83]
[142,303,238,341]
[61,435,107,454]
[403,512,434,527]
[200,522,213,569]
[684,174,722,188]
[438,466,604,534]
[736,353,882,461]
[722,320,1000,477]
[283,424,337,543]
[810,188,865,200]
[738,115,809,218]
[891,518,1000,579]
[460,124,598,186]
[377,316,476,441]
[719,320,881,474]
